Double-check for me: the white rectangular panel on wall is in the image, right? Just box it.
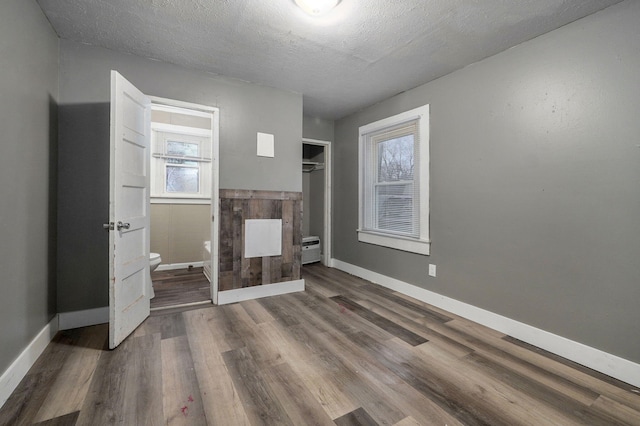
[245,219,282,258]
[257,132,275,157]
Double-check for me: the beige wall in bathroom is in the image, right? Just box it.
[151,204,211,265]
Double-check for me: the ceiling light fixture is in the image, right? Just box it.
[294,0,340,16]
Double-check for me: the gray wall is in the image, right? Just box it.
[302,148,325,240]
[303,116,334,142]
[0,0,59,373]
[333,1,640,363]
[58,40,302,312]
[302,172,311,236]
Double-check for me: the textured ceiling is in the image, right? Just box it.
[37,0,623,119]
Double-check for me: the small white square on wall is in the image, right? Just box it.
[257,132,275,157]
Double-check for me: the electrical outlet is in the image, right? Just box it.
[428,264,436,277]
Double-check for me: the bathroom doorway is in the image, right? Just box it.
[148,98,220,310]
[302,138,332,266]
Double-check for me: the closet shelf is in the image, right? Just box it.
[302,161,325,173]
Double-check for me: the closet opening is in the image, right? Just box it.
[302,138,332,267]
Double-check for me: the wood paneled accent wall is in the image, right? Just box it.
[219,189,302,291]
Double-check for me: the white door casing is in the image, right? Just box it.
[302,138,332,266]
[149,96,220,305]
[109,71,151,349]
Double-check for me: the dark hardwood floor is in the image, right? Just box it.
[150,267,211,310]
[2,263,640,425]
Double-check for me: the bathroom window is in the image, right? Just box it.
[151,123,212,200]
[358,104,431,255]
[165,141,200,193]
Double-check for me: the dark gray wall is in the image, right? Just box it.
[58,40,302,313]
[302,147,325,239]
[308,149,326,242]
[0,0,59,373]
[333,1,640,363]
[302,171,311,236]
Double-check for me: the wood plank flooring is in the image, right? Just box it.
[2,263,640,425]
[151,267,211,310]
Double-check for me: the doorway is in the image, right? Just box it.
[302,138,332,266]
[148,98,220,310]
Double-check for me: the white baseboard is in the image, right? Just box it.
[156,261,205,272]
[217,279,305,305]
[203,265,212,283]
[331,258,640,388]
[0,316,59,408]
[58,307,109,331]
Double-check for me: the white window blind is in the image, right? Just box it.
[363,121,420,237]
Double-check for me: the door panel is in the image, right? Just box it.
[109,70,151,349]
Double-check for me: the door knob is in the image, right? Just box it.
[117,221,131,230]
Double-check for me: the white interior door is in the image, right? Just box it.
[109,70,151,349]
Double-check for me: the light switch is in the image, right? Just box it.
[428,264,436,277]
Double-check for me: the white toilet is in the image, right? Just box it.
[150,252,162,272]
[149,252,161,299]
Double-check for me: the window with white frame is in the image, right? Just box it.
[358,104,430,255]
[151,124,212,200]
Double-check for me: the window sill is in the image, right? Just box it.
[151,197,211,205]
[357,230,430,255]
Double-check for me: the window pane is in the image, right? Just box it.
[377,135,414,182]
[166,140,199,157]
[166,166,199,193]
[376,183,414,234]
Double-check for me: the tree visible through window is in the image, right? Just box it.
[165,141,200,193]
[150,127,212,200]
[376,134,415,235]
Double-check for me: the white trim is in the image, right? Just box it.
[58,307,109,330]
[358,105,430,256]
[330,259,640,388]
[150,300,212,312]
[151,198,211,205]
[149,96,218,114]
[210,105,220,304]
[156,261,204,272]
[0,317,59,408]
[150,122,212,199]
[203,265,212,282]
[357,230,430,255]
[217,279,305,305]
[150,121,211,137]
[302,138,332,267]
